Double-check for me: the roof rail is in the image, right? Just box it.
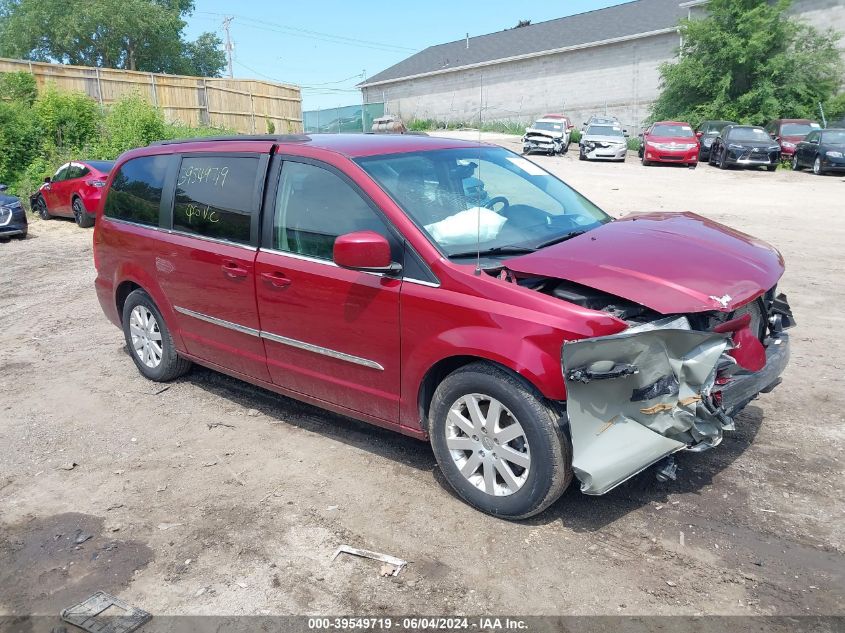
[150,134,311,146]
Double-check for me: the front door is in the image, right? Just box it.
[44,164,70,215]
[156,153,271,383]
[255,158,402,422]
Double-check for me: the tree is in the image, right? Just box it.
[650,0,844,125]
[0,0,225,77]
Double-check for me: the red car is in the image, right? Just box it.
[93,134,793,519]
[764,119,821,158]
[32,160,114,228]
[639,121,700,167]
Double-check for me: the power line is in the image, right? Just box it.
[233,60,362,92]
[196,11,417,54]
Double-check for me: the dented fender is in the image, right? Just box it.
[562,320,732,495]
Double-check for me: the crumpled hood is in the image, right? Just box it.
[506,212,784,314]
[524,128,562,139]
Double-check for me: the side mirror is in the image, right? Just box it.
[333,231,401,275]
[695,131,703,138]
[0,184,7,192]
[43,177,51,183]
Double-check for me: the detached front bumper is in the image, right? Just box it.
[562,317,791,495]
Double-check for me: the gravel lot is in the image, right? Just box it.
[1,132,843,621]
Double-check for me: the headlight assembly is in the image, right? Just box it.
[827,151,844,158]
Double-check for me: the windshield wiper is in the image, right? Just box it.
[534,230,589,249]
[448,245,537,259]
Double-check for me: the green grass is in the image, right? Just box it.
[407,119,526,135]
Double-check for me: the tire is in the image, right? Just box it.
[428,362,572,519]
[641,153,651,167]
[122,289,192,382]
[813,156,826,176]
[35,195,51,220]
[791,154,801,171]
[719,150,729,170]
[689,163,697,169]
[766,165,777,172]
[561,139,570,153]
[578,147,586,161]
[73,198,94,228]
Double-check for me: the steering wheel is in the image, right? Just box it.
[484,196,510,213]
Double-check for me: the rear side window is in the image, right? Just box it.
[173,156,260,244]
[104,155,170,226]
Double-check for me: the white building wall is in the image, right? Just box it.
[361,1,845,132]
[363,32,679,134]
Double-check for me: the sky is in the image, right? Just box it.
[183,1,630,112]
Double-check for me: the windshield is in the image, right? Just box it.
[531,121,563,132]
[781,123,818,136]
[651,124,694,137]
[822,130,845,144]
[586,124,624,137]
[727,127,772,143]
[356,147,611,257]
[701,121,733,134]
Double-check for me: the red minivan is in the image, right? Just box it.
[93,134,793,519]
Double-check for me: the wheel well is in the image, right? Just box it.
[417,356,539,433]
[115,281,141,318]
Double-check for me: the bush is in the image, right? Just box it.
[0,72,38,106]
[627,136,642,151]
[0,72,232,199]
[34,85,100,150]
[569,129,582,144]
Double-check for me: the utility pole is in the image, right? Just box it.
[222,16,234,78]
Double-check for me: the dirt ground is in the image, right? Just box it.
[1,132,843,620]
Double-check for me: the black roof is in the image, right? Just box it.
[361,0,684,86]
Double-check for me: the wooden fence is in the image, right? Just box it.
[0,57,302,134]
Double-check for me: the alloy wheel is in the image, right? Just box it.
[37,197,50,220]
[129,305,163,368]
[73,199,83,225]
[791,154,799,171]
[445,393,531,497]
[813,156,823,175]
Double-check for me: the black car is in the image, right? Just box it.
[791,128,845,175]
[695,120,738,161]
[0,184,27,240]
[708,125,781,171]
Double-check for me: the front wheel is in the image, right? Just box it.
[73,198,94,228]
[428,363,572,519]
[122,289,192,382]
[35,195,51,220]
[813,156,826,175]
[766,165,777,172]
[578,147,586,161]
[791,154,800,171]
[719,150,729,170]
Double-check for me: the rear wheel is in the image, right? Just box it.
[35,195,51,220]
[428,363,571,519]
[122,289,192,382]
[73,198,94,228]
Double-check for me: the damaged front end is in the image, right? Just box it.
[561,302,793,495]
[523,131,562,155]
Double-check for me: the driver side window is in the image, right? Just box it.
[273,161,393,261]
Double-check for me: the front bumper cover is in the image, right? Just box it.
[562,319,790,495]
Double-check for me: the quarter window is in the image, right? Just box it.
[173,156,260,244]
[104,155,170,226]
[273,161,391,260]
